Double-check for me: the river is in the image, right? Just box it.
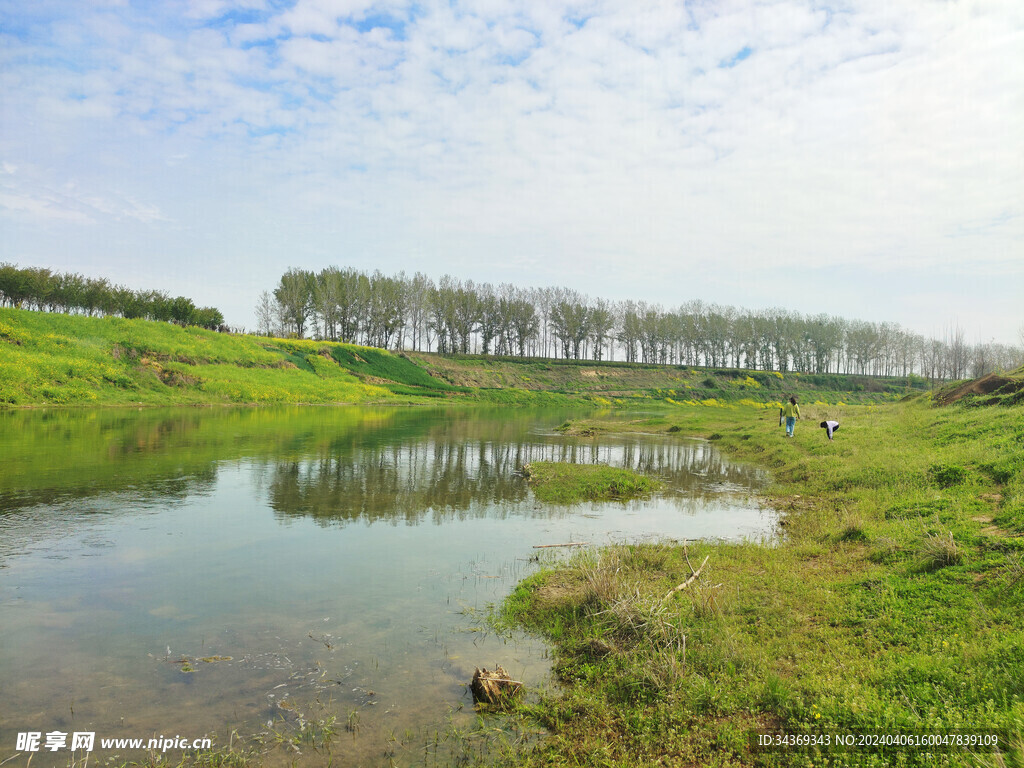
[0,406,774,766]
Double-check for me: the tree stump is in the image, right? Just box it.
[470,666,522,707]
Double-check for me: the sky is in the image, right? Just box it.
[1,0,1022,344]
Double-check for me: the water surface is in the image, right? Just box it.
[0,407,773,766]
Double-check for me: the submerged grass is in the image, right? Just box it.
[498,398,1024,767]
[521,461,661,503]
[59,713,339,768]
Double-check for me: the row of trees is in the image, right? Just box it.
[261,267,1024,380]
[0,263,225,330]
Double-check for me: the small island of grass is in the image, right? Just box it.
[521,461,660,503]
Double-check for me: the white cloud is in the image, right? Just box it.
[0,191,95,224]
[0,163,170,225]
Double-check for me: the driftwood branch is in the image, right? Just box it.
[683,542,694,574]
[663,555,710,600]
[532,542,587,549]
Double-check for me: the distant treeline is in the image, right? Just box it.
[0,263,225,330]
[262,267,1024,380]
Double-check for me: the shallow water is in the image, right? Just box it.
[0,407,773,766]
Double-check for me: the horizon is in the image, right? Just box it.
[4,259,1020,361]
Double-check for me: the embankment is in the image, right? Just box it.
[2,308,922,408]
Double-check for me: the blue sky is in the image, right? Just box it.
[1,0,1021,343]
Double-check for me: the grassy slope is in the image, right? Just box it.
[408,351,923,406]
[0,308,570,407]
[500,399,1024,767]
[933,365,1024,408]
[0,308,386,405]
[2,307,923,408]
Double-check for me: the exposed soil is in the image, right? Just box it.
[935,373,1024,405]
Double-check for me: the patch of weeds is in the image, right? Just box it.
[929,462,970,488]
[759,673,795,714]
[996,552,1024,596]
[918,531,963,571]
[868,536,905,564]
[979,458,1020,485]
[618,543,672,572]
[836,524,868,543]
[886,497,950,520]
[346,708,360,734]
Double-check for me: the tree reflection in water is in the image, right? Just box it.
[262,431,767,526]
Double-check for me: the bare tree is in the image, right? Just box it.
[255,290,279,336]
[944,325,969,380]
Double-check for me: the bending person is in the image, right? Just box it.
[820,420,839,440]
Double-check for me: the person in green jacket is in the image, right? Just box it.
[782,396,800,437]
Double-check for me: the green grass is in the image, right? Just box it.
[408,351,923,407]
[498,399,1024,767]
[173,361,380,404]
[0,308,439,406]
[1,308,942,410]
[476,387,576,406]
[324,343,461,390]
[0,309,592,408]
[522,461,661,503]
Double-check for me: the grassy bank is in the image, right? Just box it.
[0,308,572,407]
[3,307,920,408]
[521,461,661,503]
[409,350,922,406]
[499,398,1024,767]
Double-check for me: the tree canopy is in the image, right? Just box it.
[260,266,1022,380]
[0,263,224,330]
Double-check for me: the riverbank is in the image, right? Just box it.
[499,399,1024,767]
[2,307,921,408]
